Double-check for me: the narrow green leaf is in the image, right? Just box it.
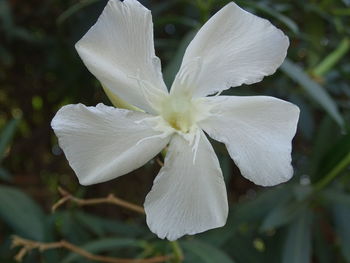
[181,240,235,263]
[308,116,338,180]
[313,38,350,77]
[319,133,350,175]
[0,185,46,240]
[332,8,350,16]
[0,118,20,162]
[237,0,299,34]
[281,58,344,128]
[322,189,350,206]
[200,186,292,246]
[234,186,293,223]
[62,238,143,263]
[332,204,350,262]
[282,209,312,263]
[218,153,232,183]
[0,0,13,30]
[292,185,313,202]
[57,0,99,25]
[314,216,333,263]
[314,134,350,191]
[223,233,265,263]
[154,15,200,29]
[260,201,306,231]
[0,44,14,66]
[151,0,179,16]
[74,211,146,237]
[0,167,12,181]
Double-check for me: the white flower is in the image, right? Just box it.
[51,0,300,241]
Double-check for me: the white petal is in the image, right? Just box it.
[171,2,289,97]
[76,0,167,114]
[144,131,228,241]
[199,96,299,186]
[51,103,170,185]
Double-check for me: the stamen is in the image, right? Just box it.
[134,116,175,146]
[214,90,223,97]
[127,70,165,111]
[135,132,170,146]
[173,57,202,89]
[134,116,158,125]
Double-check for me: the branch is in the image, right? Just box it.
[52,187,145,214]
[12,236,171,263]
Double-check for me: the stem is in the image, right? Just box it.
[314,151,350,192]
[313,38,350,77]
[170,241,184,263]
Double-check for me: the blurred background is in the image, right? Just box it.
[0,0,350,262]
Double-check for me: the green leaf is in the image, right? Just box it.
[313,38,350,77]
[199,186,292,246]
[152,0,180,16]
[54,211,91,244]
[234,186,293,223]
[282,209,312,263]
[154,15,199,29]
[316,133,350,178]
[57,0,99,26]
[181,240,235,263]
[74,211,147,237]
[0,167,12,182]
[223,231,267,263]
[308,116,339,180]
[217,153,232,183]
[280,58,344,128]
[238,1,299,34]
[322,189,350,206]
[0,185,46,240]
[0,44,13,66]
[260,201,306,231]
[332,204,350,262]
[62,238,143,263]
[314,217,333,263]
[0,118,20,162]
[0,0,13,30]
[313,134,350,191]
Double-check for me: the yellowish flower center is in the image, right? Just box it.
[160,93,199,133]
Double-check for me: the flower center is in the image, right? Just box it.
[160,93,200,133]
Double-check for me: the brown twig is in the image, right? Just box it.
[52,187,145,214]
[12,236,171,263]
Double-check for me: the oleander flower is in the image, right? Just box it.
[51,0,300,240]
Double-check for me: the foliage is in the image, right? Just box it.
[0,0,350,262]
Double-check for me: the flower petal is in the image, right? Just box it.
[51,103,170,185]
[199,96,299,186]
[171,2,289,97]
[144,131,228,241]
[76,0,167,114]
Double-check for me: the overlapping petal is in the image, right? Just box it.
[76,0,167,114]
[171,2,289,97]
[144,132,228,241]
[51,103,170,185]
[199,96,299,186]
